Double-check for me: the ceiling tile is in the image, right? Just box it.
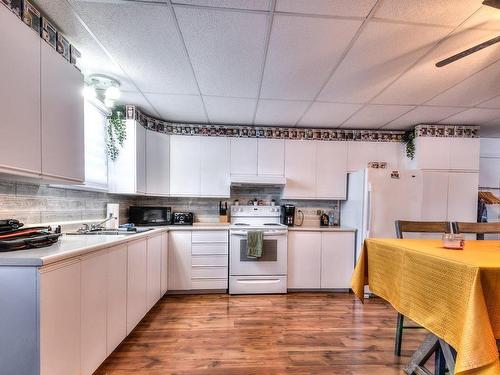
[145,93,208,122]
[318,21,452,103]
[174,6,268,98]
[254,100,310,126]
[427,60,500,107]
[298,102,362,127]
[34,0,137,91]
[260,15,361,100]
[275,0,377,18]
[439,108,500,125]
[478,95,500,109]
[342,104,414,128]
[383,105,468,129]
[374,0,483,27]
[203,96,257,124]
[172,0,271,11]
[373,27,500,105]
[69,1,199,95]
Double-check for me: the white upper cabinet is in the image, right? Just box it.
[415,137,480,171]
[108,120,146,195]
[171,136,230,197]
[284,140,347,200]
[170,135,201,196]
[230,138,258,175]
[41,42,84,183]
[200,137,230,197]
[449,138,480,171]
[316,142,347,199]
[230,138,285,178]
[0,7,41,177]
[284,140,316,199]
[146,130,170,196]
[257,139,285,176]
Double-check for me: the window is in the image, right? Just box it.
[83,98,109,190]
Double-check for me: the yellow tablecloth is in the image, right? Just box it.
[351,239,500,375]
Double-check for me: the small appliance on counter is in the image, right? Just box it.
[129,206,172,226]
[320,212,330,227]
[172,212,194,225]
[280,204,295,226]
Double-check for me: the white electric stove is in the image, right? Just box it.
[229,205,288,294]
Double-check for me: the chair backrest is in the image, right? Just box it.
[452,222,500,235]
[395,220,451,239]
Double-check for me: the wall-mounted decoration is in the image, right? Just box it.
[56,33,70,61]
[70,45,81,66]
[41,17,57,49]
[415,124,479,138]
[125,105,406,143]
[22,0,41,34]
[2,0,22,17]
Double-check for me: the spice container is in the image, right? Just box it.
[442,234,465,250]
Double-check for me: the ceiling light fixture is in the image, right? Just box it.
[86,74,122,108]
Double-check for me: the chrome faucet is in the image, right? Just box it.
[77,213,115,233]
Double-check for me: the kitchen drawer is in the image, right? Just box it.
[191,255,228,267]
[191,266,228,278]
[192,243,228,255]
[192,231,228,243]
[191,278,228,290]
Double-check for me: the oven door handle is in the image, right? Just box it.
[231,230,288,236]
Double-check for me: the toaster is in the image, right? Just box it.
[172,212,194,225]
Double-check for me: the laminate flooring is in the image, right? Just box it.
[95,293,428,375]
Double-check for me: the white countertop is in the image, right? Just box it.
[288,226,356,232]
[0,224,232,267]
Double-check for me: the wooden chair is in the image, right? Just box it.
[452,222,500,240]
[393,220,452,356]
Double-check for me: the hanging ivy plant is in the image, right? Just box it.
[402,129,416,160]
[106,105,127,162]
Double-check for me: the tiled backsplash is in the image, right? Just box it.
[0,179,133,226]
[0,180,339,227]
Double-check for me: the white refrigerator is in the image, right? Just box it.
[342,168,423,259]
[342,168,479,259]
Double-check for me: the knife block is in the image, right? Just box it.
[219,214,228,223]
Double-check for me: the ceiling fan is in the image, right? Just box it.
[436,0,500,67]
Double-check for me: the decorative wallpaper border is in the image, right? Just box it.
[415,124,479,138]
[125,105,405,142]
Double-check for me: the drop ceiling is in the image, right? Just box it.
[33,0,500,136]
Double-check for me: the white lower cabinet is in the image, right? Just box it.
[39,260,81,375]
[147,234,162,310]
[168,231,192,290]
[106,244,128,356]
[161,232,169,296]
[81,252,108,375]
[127,239,148,334]
[168,230,229,291]
[320,232,355,289]
[288,232,321,288]
[287,231,355,289]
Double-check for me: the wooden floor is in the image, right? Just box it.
[95,293,428,375]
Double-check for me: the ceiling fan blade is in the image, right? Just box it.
[436,35,500,67]
[483,0,500,9]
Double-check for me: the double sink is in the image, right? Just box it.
[66,228,154,236]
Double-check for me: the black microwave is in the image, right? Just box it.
[129,206,172,226]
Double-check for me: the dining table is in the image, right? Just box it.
[351,238,500,375]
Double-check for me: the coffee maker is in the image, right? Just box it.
[280,204,296,226]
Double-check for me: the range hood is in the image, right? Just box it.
[230,175,286,187]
